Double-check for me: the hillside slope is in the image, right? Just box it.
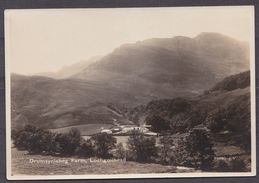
[128,71,251,150]
[11,74,134,129]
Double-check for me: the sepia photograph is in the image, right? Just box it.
[5,6,256,179]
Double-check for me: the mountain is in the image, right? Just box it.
[11,33,250,130]
[72,32,249,98]
[36,56,101,79]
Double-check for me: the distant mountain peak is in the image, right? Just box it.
[36,56,102,79]
[194,32,242,43]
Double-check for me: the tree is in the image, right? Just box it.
[26,128,50,154]
[75,139,94,158]
[127,130,157,162]
[55,128,82,156]
[90,133,116,159]
[114,143,126,159]
[159,135,174,164]
[39,130,57,155]
[12,125,83,156]
[12,125,55,154]
[13,130,31,150]
[12,125,38,152]
[170,113,188,133]
[169,135,193,166]
[187,109,207,130]
[146,115,170,133]
[183,129,215,170]
[206,108,228,133]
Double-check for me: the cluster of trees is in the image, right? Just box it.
[11,125,158,162]
[179,129,215,170]
[12,126,212,165]
[210,71,250,92]
[12,125,214,169]
[157,128,215,170]
[156,129,249,172]
[206,99,251,152]
[12,125,248,172]
[116,128,216,169]
[12,125,159,162]
[12,125,115,158]
[126,130,157,162]
[130,71,251,156]
[144,96,250,153]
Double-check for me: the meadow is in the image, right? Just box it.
[11,147,198,175]
[49,124,114,135]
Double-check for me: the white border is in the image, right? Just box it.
[5,5,256,180]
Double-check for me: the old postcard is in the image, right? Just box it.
[5,6,256,180]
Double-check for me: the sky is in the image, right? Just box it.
[5,6,254,75]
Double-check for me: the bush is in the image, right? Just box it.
[127,130,157,162]
[90,133,117,159]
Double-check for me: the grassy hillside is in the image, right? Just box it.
[11,74,135,129]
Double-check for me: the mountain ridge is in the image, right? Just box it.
[11,33,250,131]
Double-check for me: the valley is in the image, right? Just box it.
[10,33,252,174]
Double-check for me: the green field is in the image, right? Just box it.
[49,123,114,136]
[11,147,198,175]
